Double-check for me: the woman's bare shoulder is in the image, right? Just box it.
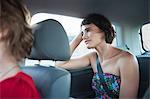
[120,50,135,59]
[87,51,97,58]
[117,50,138,67]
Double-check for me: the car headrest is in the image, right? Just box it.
[28,19,71,61]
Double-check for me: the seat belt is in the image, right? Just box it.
[95,53,118,98]
[96,53,103,74]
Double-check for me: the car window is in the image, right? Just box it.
[141,23,150,52]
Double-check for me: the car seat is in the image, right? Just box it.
[22,19,71,99]
[137,55,150,98]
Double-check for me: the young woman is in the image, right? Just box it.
[56,13,139,99]
[0,0,41,98]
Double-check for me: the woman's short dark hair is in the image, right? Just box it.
[81,13,116,44]
[1,0,33,62]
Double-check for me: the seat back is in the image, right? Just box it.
[69,67,95,98]
[22,65,70,99]
[22,19,71,99]
[137,55,150,98]
[143,86,150,99]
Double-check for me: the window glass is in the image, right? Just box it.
[141,23,150,51]
[31,13,82,38]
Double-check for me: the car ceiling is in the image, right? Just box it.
[25,0,149,25]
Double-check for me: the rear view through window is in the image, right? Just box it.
[141,23,150,51]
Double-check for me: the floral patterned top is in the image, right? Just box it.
[92,73,121,99]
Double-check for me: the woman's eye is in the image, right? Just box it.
[81,31,84,36]
[85,29,89,33]
[82,29,90,34]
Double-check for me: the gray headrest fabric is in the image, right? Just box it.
[29,19,70,61]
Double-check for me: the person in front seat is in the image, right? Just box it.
[56,13,139,99]
[0,0,41,98]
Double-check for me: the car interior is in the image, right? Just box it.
[22,0,149,98]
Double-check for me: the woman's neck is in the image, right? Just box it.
[0,58,20,81]
[0,51,17,69]
[95,43,112,62]
[0,45,20,81]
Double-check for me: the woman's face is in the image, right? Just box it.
[81,23,105,49]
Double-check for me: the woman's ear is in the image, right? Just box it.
[0,29,9,40]
[0,32,2,40]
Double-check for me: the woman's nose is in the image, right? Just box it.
[82,32,88,39]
